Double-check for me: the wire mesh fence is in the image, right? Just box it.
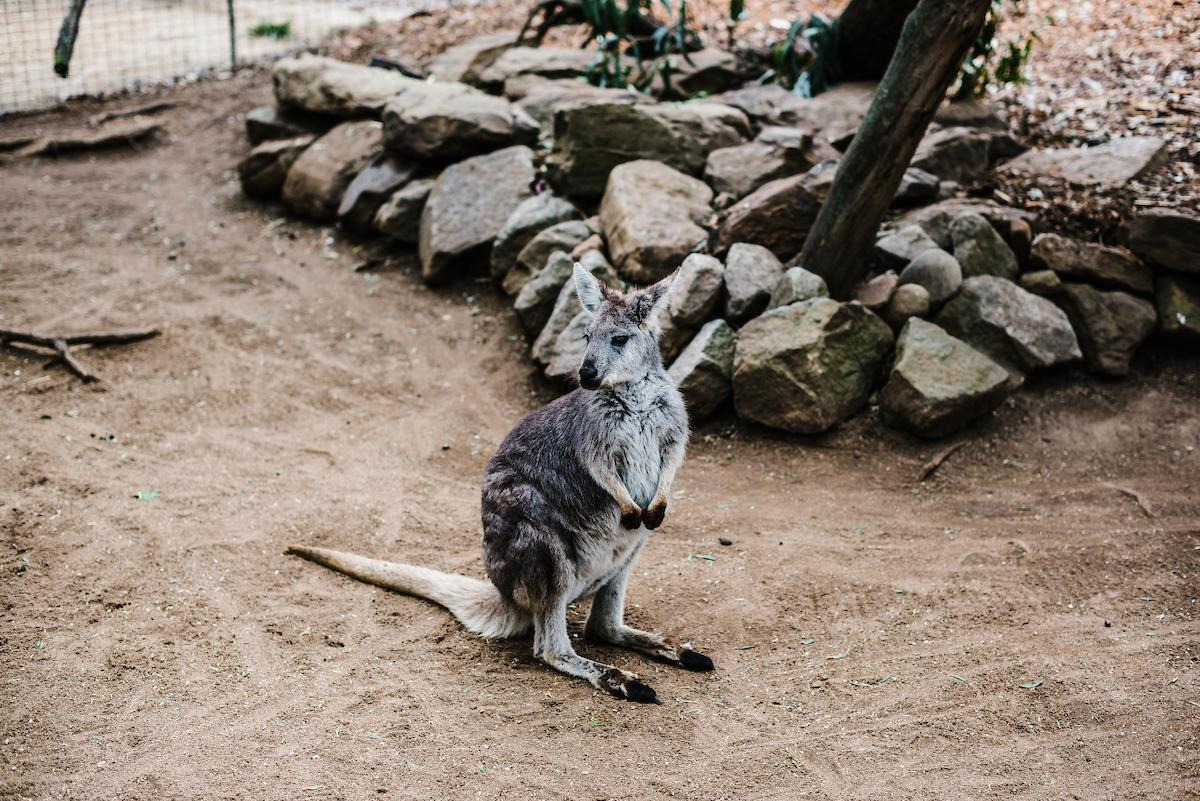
[0,0,417,115]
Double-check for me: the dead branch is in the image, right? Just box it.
[917,441,965,481]
[16,120,162,158]
[0,327,160,384]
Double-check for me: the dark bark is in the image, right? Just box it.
[798,0,992,299]
[834,0,921,81]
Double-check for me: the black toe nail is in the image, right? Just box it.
[680,648,715,672]
[625,680,660,704]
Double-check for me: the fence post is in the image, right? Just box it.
[227,0,237,68]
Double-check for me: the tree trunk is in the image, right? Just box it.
[798,0,992,299]
[834,0,921,81]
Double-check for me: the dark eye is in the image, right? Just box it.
[611,334,629,347]
[582,332,591,342]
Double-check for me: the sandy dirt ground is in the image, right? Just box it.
[1,77,1198,801]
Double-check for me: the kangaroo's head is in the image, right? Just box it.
[572,262,676,391]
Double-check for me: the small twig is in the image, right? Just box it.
[917,441,965,481]
[0,327,159,383]
[1104,483,1156,519]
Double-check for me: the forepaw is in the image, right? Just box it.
[679,647,715,672]
[619,505,643,530]
[599,668,660,704]
[642,500,667,530]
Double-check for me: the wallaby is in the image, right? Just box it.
[288,263,712,703]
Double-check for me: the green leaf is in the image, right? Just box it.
[136,489,161,501]
[729,0,745,21]
[951,675,967,684]
[829,652,848,660]
[1019,680,1043,690]
[800,638,815,645]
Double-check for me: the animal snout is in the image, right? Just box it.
[579,361,600,389]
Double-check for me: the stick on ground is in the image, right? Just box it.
[917,441,965,481]
[0,327,160,383]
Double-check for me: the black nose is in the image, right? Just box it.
[579,363,598,382]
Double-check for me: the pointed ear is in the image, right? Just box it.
[634,270,677,323]
[573,262,605,314]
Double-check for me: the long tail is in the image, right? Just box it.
[285,545,530,639]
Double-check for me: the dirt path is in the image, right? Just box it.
[1,77,1197,801]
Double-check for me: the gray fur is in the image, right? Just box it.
[288,267,712,703]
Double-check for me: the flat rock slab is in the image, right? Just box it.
[880,318,1009,439]
[712,82,876,144]
[490,193,580,282]
[245,106,331,144]
[418,145,535,284]
[548,101,749,199]
[714,167,825,260]
[513,79,648,130]
[382,83,536,162]
[282,120,383,220]
[1002,136,1167,187]
[238,135,313,198]
[733,299,893,434]
[427,31,519,84]
[476,47,596,92]
[1056,283,1157,376]
[337,154,422,230]
[875,225,941,273]
[911,126,992,181]
[667,319,736,420]
[1030,233,1153,294]
[705,129,838,199]
[599,160,713,284]
[935,275,1081,386]
[273,55,418,118]
[374,178,433,244]
[1128,207,1200,274]
[506,220,592,296]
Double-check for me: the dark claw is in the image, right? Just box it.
[623,679,661,704]
[642,502,666,530]
[679,648,715,672]
[620,507,642,529]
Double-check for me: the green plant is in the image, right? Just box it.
[764,13,840,97]
[954,0,1037,99]
[577,0,700,93]
[249,20,292,39]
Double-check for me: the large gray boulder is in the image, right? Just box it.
[704,127,838,199]
[548,101,749,198]
[237,135,313,198]
[910,127,992,181]
[668,319,736,420]
[476,47,596,93]
[373,178,433,243]
[505,220,592,296]
[935,275,1081,386]
[427,31,519,84]
[272,55,417,118]
[599,160,713,284]
[892,168,941,207]
[490,193,580,282]
[514,250,576,335]
[898,249,962,307]
[1128,207,1200,274]
[712,82,876,144]
[337,154,421,230]
[714,166,826,259]
[951,212,1018,281]
[732,299,894,434]
[382,83,536,162]
[875,225,941,272]
[418,145,535,284]
[1030,233,1153,294]
[768,266,827,309]
[1002,136,1167,187]
[1056,283,1157,376]
[668,254,725,327]
[281,120,383,220]
[879,318,1009,438]
[1155,272,1200,346]
[511,79,647,130]
[724,243,785,324]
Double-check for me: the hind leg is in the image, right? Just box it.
[534,596,659,703]
[584,560,715,672]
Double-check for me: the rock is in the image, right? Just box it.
[418,145,535,285]
[724,243,785,324]
[668,254,725,327]
[910,127,992,181]
[898,249,962,307]
[882,283,931,328]
[732,299,894,434]
[548,101,749,198]
[1154,272,1200,346]
[1029,233,1153,295]
[1128,207,1200,274]
[382,83,536,161]
[656,310,696,364]
[272,54,418,118]
[1002,136,1167,187]
[950,212,1018,280]
[892,168,940,207]
[237,135,313,198]
[490,193,580,281]
[373,178,433,243]
[245,106,329,144]
[713,82,876,144]
[513,79,647,131]
[476,47,596,92]
[506,220,592,295]
[532,258,619,365]
[599,160,713,284]
[704,128,837,199]
[337,154,421,230]
[667,319,736,420]
[933,98,1007,130]
[1007,218,1033,268]
[427,31,519,84]
[514,250,576,334]
[853,272,899,311]
[571,234,603,260]
[879,318,1009,438]
[655,48,743,98]
[934,276,1081,386]
[1056,283,1156,376]
[768,266,828,309]
[1018,270,1062,298]
[874,225,941,272]
[545,311,592,382]
[714,168,825,259]
[890,198,1038,251]
[281,120,383,220]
